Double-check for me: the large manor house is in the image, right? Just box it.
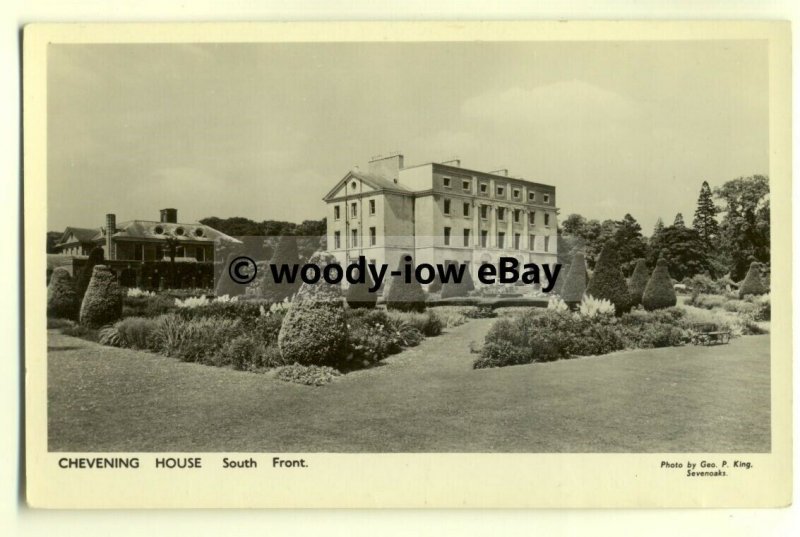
[323,154,558,275]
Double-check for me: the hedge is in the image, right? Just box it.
[642,258,677,311]
[560,252,587,304]
[627,258,650,307]
[346,268,377,309]
[738,261,767,298]
[47,267,78,319]
[384,255,426,312]
[79,265,123,327]
[586,245,632,315]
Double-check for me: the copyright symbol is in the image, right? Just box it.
[228,256,257,284]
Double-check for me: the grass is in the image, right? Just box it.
[48,322,770,453]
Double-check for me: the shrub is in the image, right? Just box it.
[722,299,758,315]
[585,244,632,315]
[384,255,427,312]
[687,293,726,310]
[386,310,442,337]
[683,273,722,295]
[47,267,78,319]
[739,262,767,298]
[440,265,475,299]
[218,335,268,370]
[175,299,264,325]
[98,325,122,347]
[473,341,531,369]
[748,294,771,321]
[122,294,177,318]
[560,252,587,304]
[251,311,286,345]
[550,264,569,296]
[577,295,615,318]
[627,259,650,307]
[346,268,378,309]
[75,246,104,302]
[113,316,162,350]
[278,252,348,367]
[79,265,123,328]
[347,321,398,367]
[48,317,76,330]
[430,306,469,328]
[260,236,301,302]
[156,314,243,363]
[275,363,341,386]
[463,305,496,319]
[642,258,677,311]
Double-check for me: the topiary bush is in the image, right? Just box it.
[550,264,569,296]
[76,247,105,302]
[277,252,349,367]
[384,255,427,312]
[260,235,301,302]
[47,267,78,319]
[585,245,633,315]
[627,258,650,307]
[346,268,377,309]
[559,252,587,304]
[642,258,677,311]
[440,265,475,299]
[738,261,767,298]
[79,265,123,328]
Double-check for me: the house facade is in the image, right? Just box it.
[323,154,558,280]
[52,208,239,288]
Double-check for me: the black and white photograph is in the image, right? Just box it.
[22,20,792,509]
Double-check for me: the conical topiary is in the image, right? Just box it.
[76,246,105,302]
[261,235,300,302]
[627,258,650,307]
[550,264,569,296]
[277,252,349,367]
[642,258,677,311]
[560,252,587,304]
[346,267,377,309]
[47,267,78,319]
[384,255,426,312]
[738,261,767,298]
[586,244,633,315]
[441,265,475,299]
[215,252,248,297]
[79,265,123,327]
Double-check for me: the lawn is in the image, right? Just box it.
[47,321,770,452]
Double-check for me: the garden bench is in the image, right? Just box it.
[689,323,730,346]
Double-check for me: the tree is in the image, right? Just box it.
[260,235,300,301]
[738,262,767,298]
[692,181,720,248]
[561,214,587,236]
[278,252,349,366]
[346,269,377,309]
[609,214,648,276]
[647,224,714,280]
[76,246,105,302]
[642,258,677,311]
[79,265,123,327]
[715,175,770,280]
[46,231,63,253]
[585,244,632,315]
[384,255,426,312]
[560,252,587,304]
[627,259,650,308]
[583,219,618,269]
[47,268,78,319]
[652,218,665,237]
[673,213,685,227]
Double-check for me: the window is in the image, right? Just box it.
[496,185,505,197]
[351,228,358,247]
[369,199,376,215]
[480,230,488,247]
[497,207,505,221]
[480,183,488,194]
[369,227,376,246]
[133,244,143,261]
[513,188,521,199]
[528,192,536,202]
[514,233,521,250]
[480,205,488,219]
[462,179,470,191]
[544,236,550,252]
[444,227,451,246]
[463,229,470,247]
[334,205,340,220]
[351,202,357,218]
[444,199,451,215]
[528,211,536,225]
[529,234,536,251]
[513,209,521,223]
[497,232,505,249]
[543,194,550,203]
[195,247,205,261]
[443,177,451,188]
[334,231,341,249]
[463,202,470,217]
[544,213,551,227]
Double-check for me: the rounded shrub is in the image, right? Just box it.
[627,258,650,307]
[642,258,677,311]
[79,265,123,327]
[346,268,377,309]
[738,261,767,298]
[277,252,348,367]
[440,265,475,299]
[586,245,633,315]
[384,255,426,312]
[47,267,78,319]
[76,246,105,302]
[560,252,587,304]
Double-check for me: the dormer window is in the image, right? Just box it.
[543,194,550,203]
[194,228,204,237]
[175,227,185,236]
[154,225,164,235]
[528,192,536,202]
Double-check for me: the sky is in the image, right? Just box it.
[47,40,768,233]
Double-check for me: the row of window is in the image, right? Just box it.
[333,199,376,220]
[443,199,551,226]
[332,227,550,252]
[333,227,377,249]
[442,176,551,204]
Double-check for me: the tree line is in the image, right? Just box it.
[558,175,769,282]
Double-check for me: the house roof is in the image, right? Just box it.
[59,226,102,244]
[323,170,411,200]
[111,220,241,243]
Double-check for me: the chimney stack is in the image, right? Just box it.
[160,208,178,223]
[441,159,461,167]
[368,153,404,182]
[489,168,509,177]
[105,213,116,260]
